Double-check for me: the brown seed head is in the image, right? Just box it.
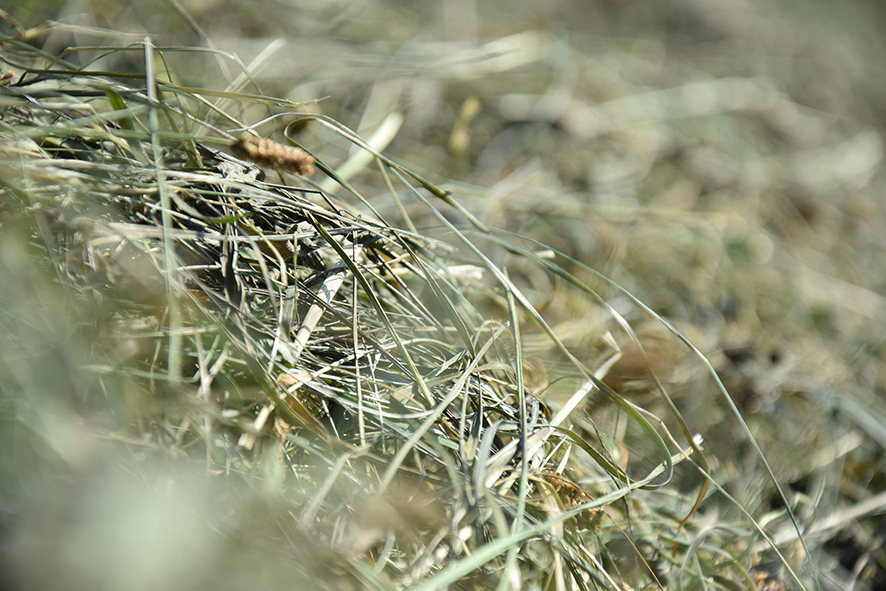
[231,133,315,175]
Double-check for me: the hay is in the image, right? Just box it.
[0,31,637,589]
[0,16,849,590]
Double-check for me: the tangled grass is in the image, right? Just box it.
[2,6,886,591]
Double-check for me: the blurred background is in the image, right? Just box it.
[2,0,886,589]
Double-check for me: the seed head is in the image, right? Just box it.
[231,134,315,175]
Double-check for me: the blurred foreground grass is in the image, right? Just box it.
[2,1,886,590]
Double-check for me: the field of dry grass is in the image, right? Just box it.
[2,1,886,590]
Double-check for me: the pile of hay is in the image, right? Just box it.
[0,19,818,591]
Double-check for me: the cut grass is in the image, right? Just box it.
[2,4,886,590]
